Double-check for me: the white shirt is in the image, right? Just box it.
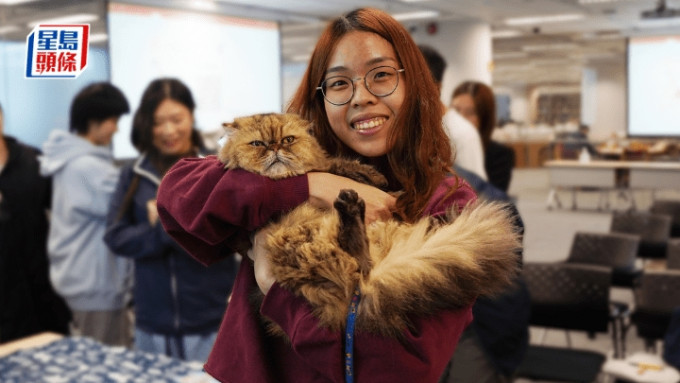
[443,108,488,180]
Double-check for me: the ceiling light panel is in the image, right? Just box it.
[505,14,585,26]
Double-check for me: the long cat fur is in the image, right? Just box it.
[219,113,521,340]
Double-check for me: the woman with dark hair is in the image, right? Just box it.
[104,78,237,361]
[452,81,515,192]
[156,8,516,383]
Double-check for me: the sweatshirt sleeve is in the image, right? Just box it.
[70,156,120,218]
[157,156,309,265]
[104,166,170,259]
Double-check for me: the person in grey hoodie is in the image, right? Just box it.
[40,82,132,347]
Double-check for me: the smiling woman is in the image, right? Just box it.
[103,78,238,363]
[152,7,524,383]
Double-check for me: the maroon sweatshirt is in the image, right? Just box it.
[157,156,476,383]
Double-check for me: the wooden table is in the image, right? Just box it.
[0,332,63,357]
[545,160,680,210]
[506,140,551,168]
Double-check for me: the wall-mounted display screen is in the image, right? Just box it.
[627,35,680,138]
[108,3,281,158]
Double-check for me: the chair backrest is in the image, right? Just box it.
[523,262,611,333]
[651,199,680,237]
[567,231,640,270]
[610,211,672,243]
[635,270,680,313]
[669,239,680,270]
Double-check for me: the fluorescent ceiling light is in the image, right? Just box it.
[89,33,108,43]
[579,0,634,3]
[494,51,528,59]
[0,0,39,4]
[27,13,99,28]
[391,10,439,21]
[636,17,680,28]
[188,0,219,12]
[505,14,584,26]
[0,25,19,35]
[522,42,578,51]
[492,30,522,38]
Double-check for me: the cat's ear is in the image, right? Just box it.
[222,121,241,135]
[218,121,240,151]
[306,121,316,136]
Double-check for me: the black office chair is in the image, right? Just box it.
[516,262,611,383]
[668,239,680,270]
[610,211,672,260]
[650,199,680,238]
[563,231,641,359]
[566,231,641,288]
[630,270,680,352]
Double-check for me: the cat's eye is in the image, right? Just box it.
[281,136,295,144]
[250,140,265,147]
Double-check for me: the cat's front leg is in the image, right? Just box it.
[334,189,371,277]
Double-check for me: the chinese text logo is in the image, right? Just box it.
[25,24,89,79]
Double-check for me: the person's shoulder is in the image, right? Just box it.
[68,152,117,178]
[489,140,515,158]
[426,175,477,214]
[5,136,42,161]
[443,109,477,133]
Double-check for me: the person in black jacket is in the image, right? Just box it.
[104,79,237,362]
[452,81,515,192]
[438,166,531,383]
[0,102,71,343]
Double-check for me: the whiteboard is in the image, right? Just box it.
[627,35,680,138]
[108,3,282,158]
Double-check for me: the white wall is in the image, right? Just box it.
[410,19,493,106]
[588,61,626,141]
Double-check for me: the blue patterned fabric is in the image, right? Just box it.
[0,337,216,382]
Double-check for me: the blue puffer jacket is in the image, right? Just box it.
[104,153,238,335]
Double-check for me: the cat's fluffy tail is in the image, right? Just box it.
[358,201,521,337]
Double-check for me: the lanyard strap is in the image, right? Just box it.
[345,286,361,383]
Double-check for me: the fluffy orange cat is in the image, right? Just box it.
[219,113,521,340]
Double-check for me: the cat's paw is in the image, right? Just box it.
[334,189,365,222]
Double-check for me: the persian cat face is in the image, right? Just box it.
[218,113,328,179]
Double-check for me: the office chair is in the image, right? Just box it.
[631,270,680,352]
[516,262,611,383]
[566,231,641,288]
[610,211,672,260]
[668,239,680,270]
[651,199,680,238]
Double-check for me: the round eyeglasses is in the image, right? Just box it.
[316,65,405,106]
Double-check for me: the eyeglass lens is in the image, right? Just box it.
[320,66,402,105]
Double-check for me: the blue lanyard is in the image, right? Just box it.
[345,286,361,383]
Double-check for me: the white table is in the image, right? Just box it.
[545,160,680,210]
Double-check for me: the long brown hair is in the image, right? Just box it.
[452,81,496,149]
[287,8,453,222]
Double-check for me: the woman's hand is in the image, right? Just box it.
[307,172,396,224]
[147,199,159,226]
[248,227,275,295]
